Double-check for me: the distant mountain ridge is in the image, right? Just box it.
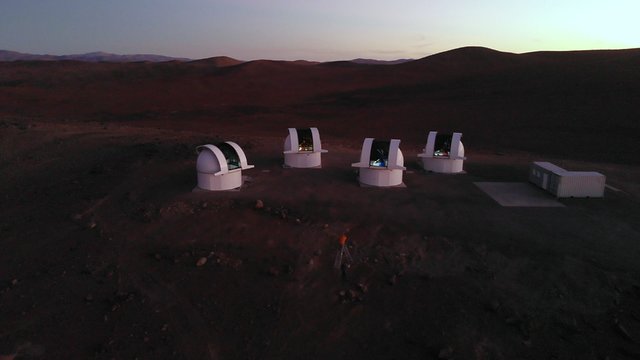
[0,50,191,62]
[1,49,415,65]
[349,58,413,65]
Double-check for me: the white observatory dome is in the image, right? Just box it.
[195,142,254,191]
[418,131,466,173]
[351,138,406,187]
[283,127,328,168]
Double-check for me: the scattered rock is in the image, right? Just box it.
[295,218,301,224]
[154,253,162,261]
[71,213,83,222]
[314,250,322,256]
[161,324,169,332]
[357,283,368,293]
[338,289,364,303]
[388,275,397,286]
[10,279,18,286]
[254,200,264,209]
[196,257,208,267]
[323,224,329,229]
[86,220,97,229]
[438,346,453,359]
[84,294,94,303]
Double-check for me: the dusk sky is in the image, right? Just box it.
[1,0,638,61]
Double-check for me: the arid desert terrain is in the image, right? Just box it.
[1,47,640,359]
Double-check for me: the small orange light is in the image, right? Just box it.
[339,234,348,246]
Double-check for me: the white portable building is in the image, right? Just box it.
[196,142,254,191]
[283,127,328,168]
[418,131,465,173]
[529,162,605,198]
[351,138,406,187]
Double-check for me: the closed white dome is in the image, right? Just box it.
[196,147,222,173]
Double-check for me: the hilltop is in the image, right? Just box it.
[1,46,639,163]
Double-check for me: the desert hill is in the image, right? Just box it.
[350,58,413,65]
[1,46,638,163]
[1,47,640,359]
[188,56,244,67]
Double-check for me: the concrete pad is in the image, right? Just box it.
[474,182,564,207]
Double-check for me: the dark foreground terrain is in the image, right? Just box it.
[1,47,640,359]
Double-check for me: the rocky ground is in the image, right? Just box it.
[1,118,639,359]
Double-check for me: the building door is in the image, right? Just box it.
[542,173,549,189]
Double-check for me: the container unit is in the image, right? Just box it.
[351,138,406,187]
[196,142,254,191]
[283,127,328,168]
[418,131,465,173]
[529,161,605,198]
